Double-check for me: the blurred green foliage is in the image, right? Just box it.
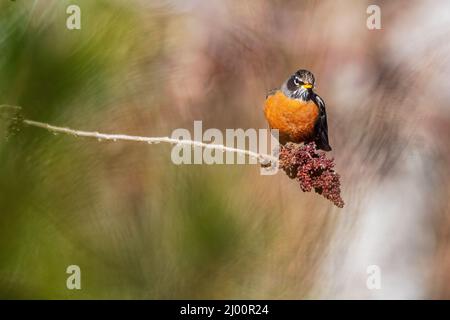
[0,0,280,299]
[0,0,139,299]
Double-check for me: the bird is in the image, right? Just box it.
[263,69,332,151]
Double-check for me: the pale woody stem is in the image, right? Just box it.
[23,119,278,164]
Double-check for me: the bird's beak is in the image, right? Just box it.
[302,83,313,89]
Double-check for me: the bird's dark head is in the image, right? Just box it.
[281,69,315,101]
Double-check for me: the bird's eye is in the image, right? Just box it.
[293,77,303,86]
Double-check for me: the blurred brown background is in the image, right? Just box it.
[0,0,449,299]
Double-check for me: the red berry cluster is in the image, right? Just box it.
[279,142,344,208]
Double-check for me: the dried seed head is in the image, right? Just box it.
[279,142,344,208]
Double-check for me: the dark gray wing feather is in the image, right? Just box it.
[312,94,332,151]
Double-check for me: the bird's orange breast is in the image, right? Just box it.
[264,91,319,144]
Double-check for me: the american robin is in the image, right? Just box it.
[264,69,332,151]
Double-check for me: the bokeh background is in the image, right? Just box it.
[0,0,449,299]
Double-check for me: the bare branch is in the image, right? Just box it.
[22,119,278,164]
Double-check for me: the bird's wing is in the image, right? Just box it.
[313,93,332,151]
